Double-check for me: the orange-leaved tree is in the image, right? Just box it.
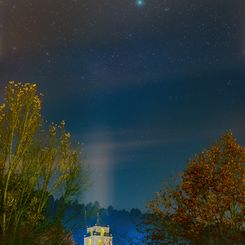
[147,132,245,244]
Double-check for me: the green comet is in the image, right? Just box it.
[136,0,144,7]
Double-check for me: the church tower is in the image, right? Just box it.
[84,214,113,245]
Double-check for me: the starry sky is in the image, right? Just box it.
[0,0,245,210]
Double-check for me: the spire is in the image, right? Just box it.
[96,212,100,225]
[84,208,87,227]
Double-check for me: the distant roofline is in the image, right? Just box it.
[87,224,110,229]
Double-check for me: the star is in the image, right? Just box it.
[136,0,144,7]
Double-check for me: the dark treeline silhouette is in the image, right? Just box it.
[45,197,145,244]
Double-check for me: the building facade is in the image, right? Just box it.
[84,225,113,245]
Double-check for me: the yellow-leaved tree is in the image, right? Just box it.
[147,132,245,244]
[0,82,88,244]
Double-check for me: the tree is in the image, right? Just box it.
[147,132,245,244]
[0,82,87,244]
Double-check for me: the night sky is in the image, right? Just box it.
[0,0,245,210]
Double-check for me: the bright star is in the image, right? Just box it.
[136,0,144,7]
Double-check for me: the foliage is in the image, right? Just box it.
[46,198,145,244]
[147,132,245,244]
[0,82,86,244]
[34,223,75,245]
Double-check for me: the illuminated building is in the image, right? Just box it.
[84,225,113,245]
